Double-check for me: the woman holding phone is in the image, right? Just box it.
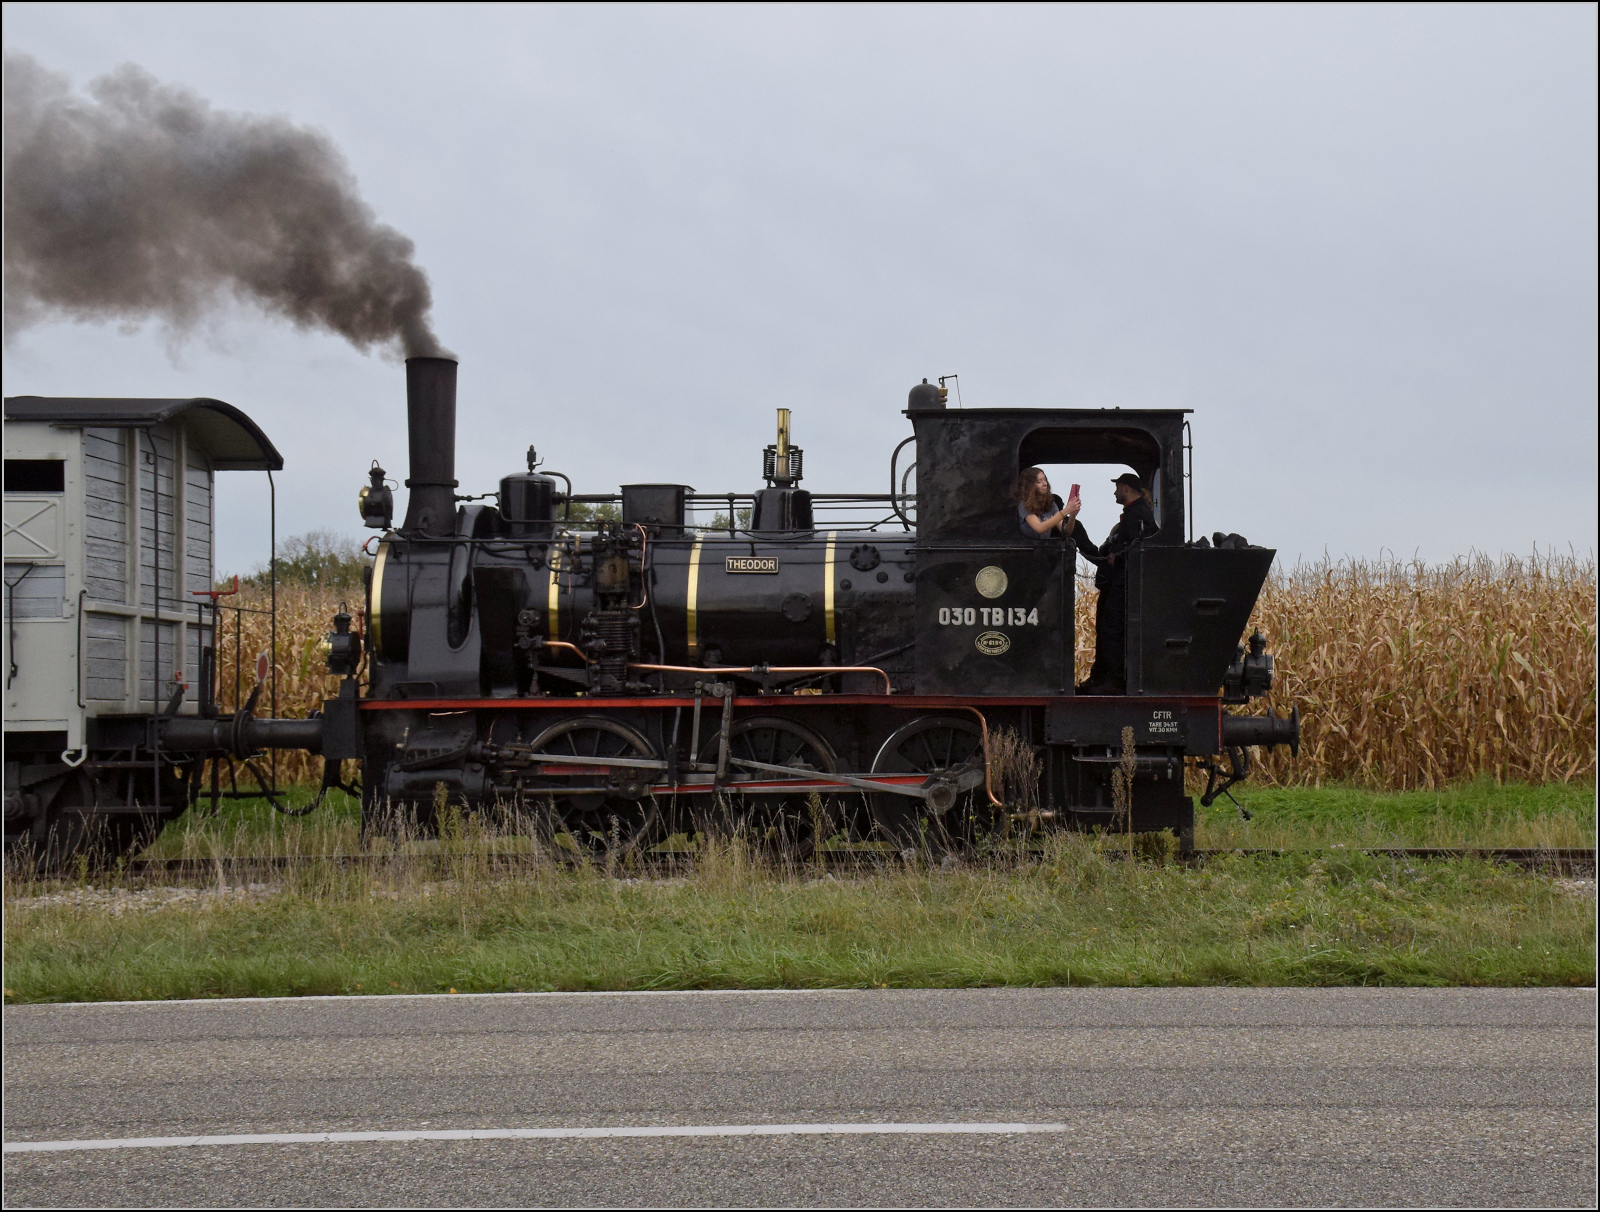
[1013,466,1080,537]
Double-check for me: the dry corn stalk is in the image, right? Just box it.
[210,585,355,786]
[1247,552,1595,789]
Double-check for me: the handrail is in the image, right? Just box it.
[75,587,86,708]
[888,435,916,531]
[629,663,893,695]
[543,648,895,696]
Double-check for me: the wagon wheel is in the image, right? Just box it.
[696,716,850,857]
[525,717,663,857]
[5,770,95,872]
[868,716,993,850]
[8,770,164,873]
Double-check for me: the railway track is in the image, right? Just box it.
[85,846,1596,881]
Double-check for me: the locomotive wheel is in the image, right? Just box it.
[525,716,663,857]
[869,716,993,850]
[695,716,848,857]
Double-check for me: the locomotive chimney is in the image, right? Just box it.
[402,356,459,536]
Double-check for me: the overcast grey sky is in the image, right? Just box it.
[4,2,1595,574]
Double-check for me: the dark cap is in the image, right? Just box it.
[1112,472,1144,491]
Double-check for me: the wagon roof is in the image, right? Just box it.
[2,396,283,471]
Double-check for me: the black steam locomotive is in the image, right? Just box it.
[11,357,1298,861]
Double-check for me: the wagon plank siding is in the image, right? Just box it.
[138,619,178,708]
[184,446,212,597]
[85,613,128,701]
[82,428,130,606]
[1,564,66,619]
[137,427,180,614]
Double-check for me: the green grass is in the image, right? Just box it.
[132,778,1596,859]
[1194,778,1595,849]
[4,839,1593,1003]
[137,785,365,859]
[4,782,1592,1003]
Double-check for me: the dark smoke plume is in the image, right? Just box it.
[3,52,446,358]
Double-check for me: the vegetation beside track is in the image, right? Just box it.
[4,783,1592,1003]
[121,777,1596,860]
[1193,779,1594,849]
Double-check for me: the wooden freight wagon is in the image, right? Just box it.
[3,396,280,853]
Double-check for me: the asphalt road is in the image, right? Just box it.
[4,988,1594,1207]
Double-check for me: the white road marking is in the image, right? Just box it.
[5,1123,1065,1154]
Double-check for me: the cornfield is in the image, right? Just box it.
[217,553,1594,791]
[1245,553,1595,789]
[211,586,358,787]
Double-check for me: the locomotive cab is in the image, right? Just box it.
[906,399,1272,701]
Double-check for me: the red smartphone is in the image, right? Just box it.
[1068,483,1080,504]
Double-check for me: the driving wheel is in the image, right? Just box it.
[526,716,663,856]
[869,715,993,849]
[696,716,849,856]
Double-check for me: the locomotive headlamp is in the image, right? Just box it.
[1243,630,1275,698]
[358,461,393,529]
[324,608,360,678]
[1222,630,1275,703]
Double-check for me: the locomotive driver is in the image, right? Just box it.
[1070,472,1158,695]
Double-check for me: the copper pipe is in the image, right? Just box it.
[960,706,1003,808]
[544,640,589,663]
[628,663,893,695]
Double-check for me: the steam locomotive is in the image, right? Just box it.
[4,358,1296,862]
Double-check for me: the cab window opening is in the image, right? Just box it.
[1024,463,1150,533]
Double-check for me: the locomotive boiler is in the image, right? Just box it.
[5,356,1298,863]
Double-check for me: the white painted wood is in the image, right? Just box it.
[2,427,83,749]
[6,412,224,739]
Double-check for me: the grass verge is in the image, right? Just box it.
[4,837,1592,1002]
[1193,778,1596,849]
[6,781,1591,1002]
